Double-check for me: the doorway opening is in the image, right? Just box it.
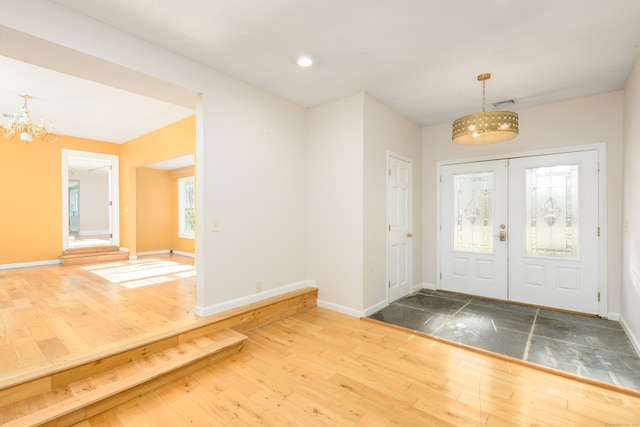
[62,149,119,251]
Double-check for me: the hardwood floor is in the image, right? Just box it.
[74,307,640,426]
[0,254,197,384]
[2,259,640,425]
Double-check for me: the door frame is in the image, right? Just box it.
[436,143,607,317]
[61,149,120,251]
[387,151,413,303]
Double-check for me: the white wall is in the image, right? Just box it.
[622,55,640,352]
[307,94,364,315]
[423,91,624,316]
[70,170,110,235]
[199,75,309,313]
[363,94,422,312]
[1,0,309,315]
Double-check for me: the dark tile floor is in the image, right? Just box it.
[369,289,640,390]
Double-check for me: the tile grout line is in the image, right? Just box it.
[430,297,475,335]
[522,308,539,361]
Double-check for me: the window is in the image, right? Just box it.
[178,176,195,238]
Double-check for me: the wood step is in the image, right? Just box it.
[0,329,246,426]
[60,246,129,266]
[62,246,121,255]
[0,287,317,426]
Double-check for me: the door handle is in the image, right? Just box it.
[499,231,507,241]
[407,233,413,238]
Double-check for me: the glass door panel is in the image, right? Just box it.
[453,172,493,253]
[525,165,579,258]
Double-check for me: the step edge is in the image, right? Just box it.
[0,287,316,391]
[1,338,245,426]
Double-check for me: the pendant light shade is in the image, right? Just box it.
[452,74,518,145]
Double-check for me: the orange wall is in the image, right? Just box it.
[0,115,195,265]
[136,167,173,252]
[0,135,120,264]
[120,115,195,256]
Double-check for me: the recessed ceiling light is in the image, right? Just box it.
[296,56,313,67]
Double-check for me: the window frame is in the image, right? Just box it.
[178,175,195,239]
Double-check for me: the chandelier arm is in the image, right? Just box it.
[2,94,58,143]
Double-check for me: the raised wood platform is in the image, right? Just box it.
[60,246,129,266]
[0,286,318,426]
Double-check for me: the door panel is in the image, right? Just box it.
[388,155,412,302]
[440,150,600,314]
[508,151,599,313]
[441,160,508,300]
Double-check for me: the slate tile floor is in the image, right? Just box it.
[369,289,640,390]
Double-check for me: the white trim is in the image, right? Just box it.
[194,280,316,317]
[172,250,195,258]
[418,282,438,291]
[438,143,606,166]
[62,149,120,251]
[620,314,640,356]
[386,150,413,304]
[363,300,389,317]
[0,259,60,270]
[136,250,195,258]
[136,250,171,256]
[606,312,620,321]
[317,299,364,318]
[436,143,608,317]
[135,249,195,258]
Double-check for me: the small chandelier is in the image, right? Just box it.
[3,94,58,143]
[452,73,518,145]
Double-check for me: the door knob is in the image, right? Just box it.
[407,233,413,238]
[499,231,507,241]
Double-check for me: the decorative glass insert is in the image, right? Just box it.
[525,165,579,258]
[453,172,493,252]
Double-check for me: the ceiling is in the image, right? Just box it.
[3,0,640,144]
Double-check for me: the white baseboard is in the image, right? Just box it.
[606,312,620,321]
[0,259,61,270]
[317,299,364,318]
[195,280,316,317]
[134,250,194,258]
[363,299,388,317]
[421,282,438,291]
[172,250,195,258]
[136,250,171,256]
[620,314,640,356]
[362,283,438,317]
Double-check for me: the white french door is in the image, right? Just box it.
[388,154,412,303]
[441,160,509,300]
[440,150,600,314]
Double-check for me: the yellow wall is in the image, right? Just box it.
[136,167,173,252]
[0,115,195,265]
[0,135,119,264]
[120,115,195,256]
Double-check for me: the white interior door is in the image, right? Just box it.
[388,154,412,302]
[440,160,508,300]
[508,151,599,313]
[440,150,600,314]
